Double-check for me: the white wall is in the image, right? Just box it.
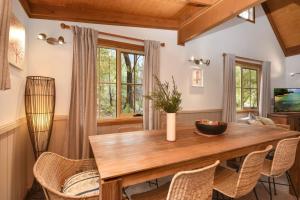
[285,55,300,87]
[27,20,185,115]
[0,0,29,126]
[183,5,286,111]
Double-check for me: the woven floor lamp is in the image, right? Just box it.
[25,76,55,159]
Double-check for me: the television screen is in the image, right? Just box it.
[274,88,300,112]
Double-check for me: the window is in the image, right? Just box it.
[238,7,255,23]
[96,45,144,120]
[235,61,260,111]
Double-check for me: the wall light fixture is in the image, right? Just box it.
[188,56,210,66]
[37,33,65,45]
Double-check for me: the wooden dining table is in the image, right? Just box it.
[89,123,300,200]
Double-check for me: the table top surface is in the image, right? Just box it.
[89,123,300,180]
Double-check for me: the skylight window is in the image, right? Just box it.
[238,7,255,23]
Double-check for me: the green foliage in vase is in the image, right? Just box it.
[145,76,182,113]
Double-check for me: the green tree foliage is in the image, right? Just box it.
[145,76,182,113]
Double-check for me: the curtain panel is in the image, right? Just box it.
[222,54,236,122]
[67,26,98,159]
[143,40,160,130]
[0,0,11,90]
[259,61,271,117]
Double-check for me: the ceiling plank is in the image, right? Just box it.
[26,3,179,30]
[261,2,287,56]
[177,0,266,45]
[179,0,219,6]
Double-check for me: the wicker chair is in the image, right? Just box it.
[33,152,100,200]
[261,136,300,200]
[131,160,220,200]
[214,145,273,200]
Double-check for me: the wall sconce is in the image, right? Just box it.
[290,72,300,77]
[188,56,210,66]
[37,33,65,45]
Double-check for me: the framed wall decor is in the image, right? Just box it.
[8,14,25,70]
[192,67,203,87]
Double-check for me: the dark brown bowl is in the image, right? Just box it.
[195,120,227,135]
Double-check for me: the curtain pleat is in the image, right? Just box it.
[0,0,11,90]
[67,26,98,159]
[143,40,160,130]
[222,54,236,122]
[259,61,271,117]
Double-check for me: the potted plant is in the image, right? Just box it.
[145,76,182,141]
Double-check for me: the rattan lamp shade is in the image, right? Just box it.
[25,76,55,159]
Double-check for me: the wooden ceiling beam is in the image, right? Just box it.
[177,0,266,45]
[26,3,180,30]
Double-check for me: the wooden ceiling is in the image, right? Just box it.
[20,0,266,44]
[263,0,300,56]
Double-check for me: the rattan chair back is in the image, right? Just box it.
[271,136,300,176]
[33,152,99,200]
[235,145,273,197]
[166,160,220,200]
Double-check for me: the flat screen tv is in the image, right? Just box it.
[274,88,300,112]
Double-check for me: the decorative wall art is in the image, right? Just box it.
[192,67,203,87]
[8,14,25,70]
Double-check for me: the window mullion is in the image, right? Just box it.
[116,49,121,118]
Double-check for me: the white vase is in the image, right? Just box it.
[166,113,176,142]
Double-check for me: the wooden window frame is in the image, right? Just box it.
[97,39,144,124]
[236,60,261,113]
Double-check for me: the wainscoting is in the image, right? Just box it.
[161,109,223,128]
[0,119,33,200]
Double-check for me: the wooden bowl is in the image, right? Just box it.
[195,120,227,135]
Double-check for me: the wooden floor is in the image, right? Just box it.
[26,175,296,200]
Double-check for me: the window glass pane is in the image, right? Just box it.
[121,53,134,84]
[243,89,251,108]
[121,84,134,114]
[236,87,242,110]
[98,84,116,119]
[250,70,257,88]
[251,89,258,108]
[98,48,116,83]
[236,66,241,87]
[242,68,251,88]
[135,85,143,114]
[135,56,144,84]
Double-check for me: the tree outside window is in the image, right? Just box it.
[236,61,260,111]
[96,47,144,120]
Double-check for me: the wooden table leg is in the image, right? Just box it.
[101,178,122,200]
[289,143,300,196]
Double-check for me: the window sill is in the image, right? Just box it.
[237,109,258,114]
[97,117,143,126]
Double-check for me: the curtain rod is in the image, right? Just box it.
[60,23,165,47]
[223,53,263,63]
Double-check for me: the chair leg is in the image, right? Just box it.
[286,172,299,200]
[254,187,259,200]
[273,177,277,195]
[155,178,159,188]
[268,177,273,200]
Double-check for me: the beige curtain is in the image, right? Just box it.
[0,0,11,90]
[222,54,236,122]
[143,40,160,130]
[68,26,98,159]
[259,61,271,117]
